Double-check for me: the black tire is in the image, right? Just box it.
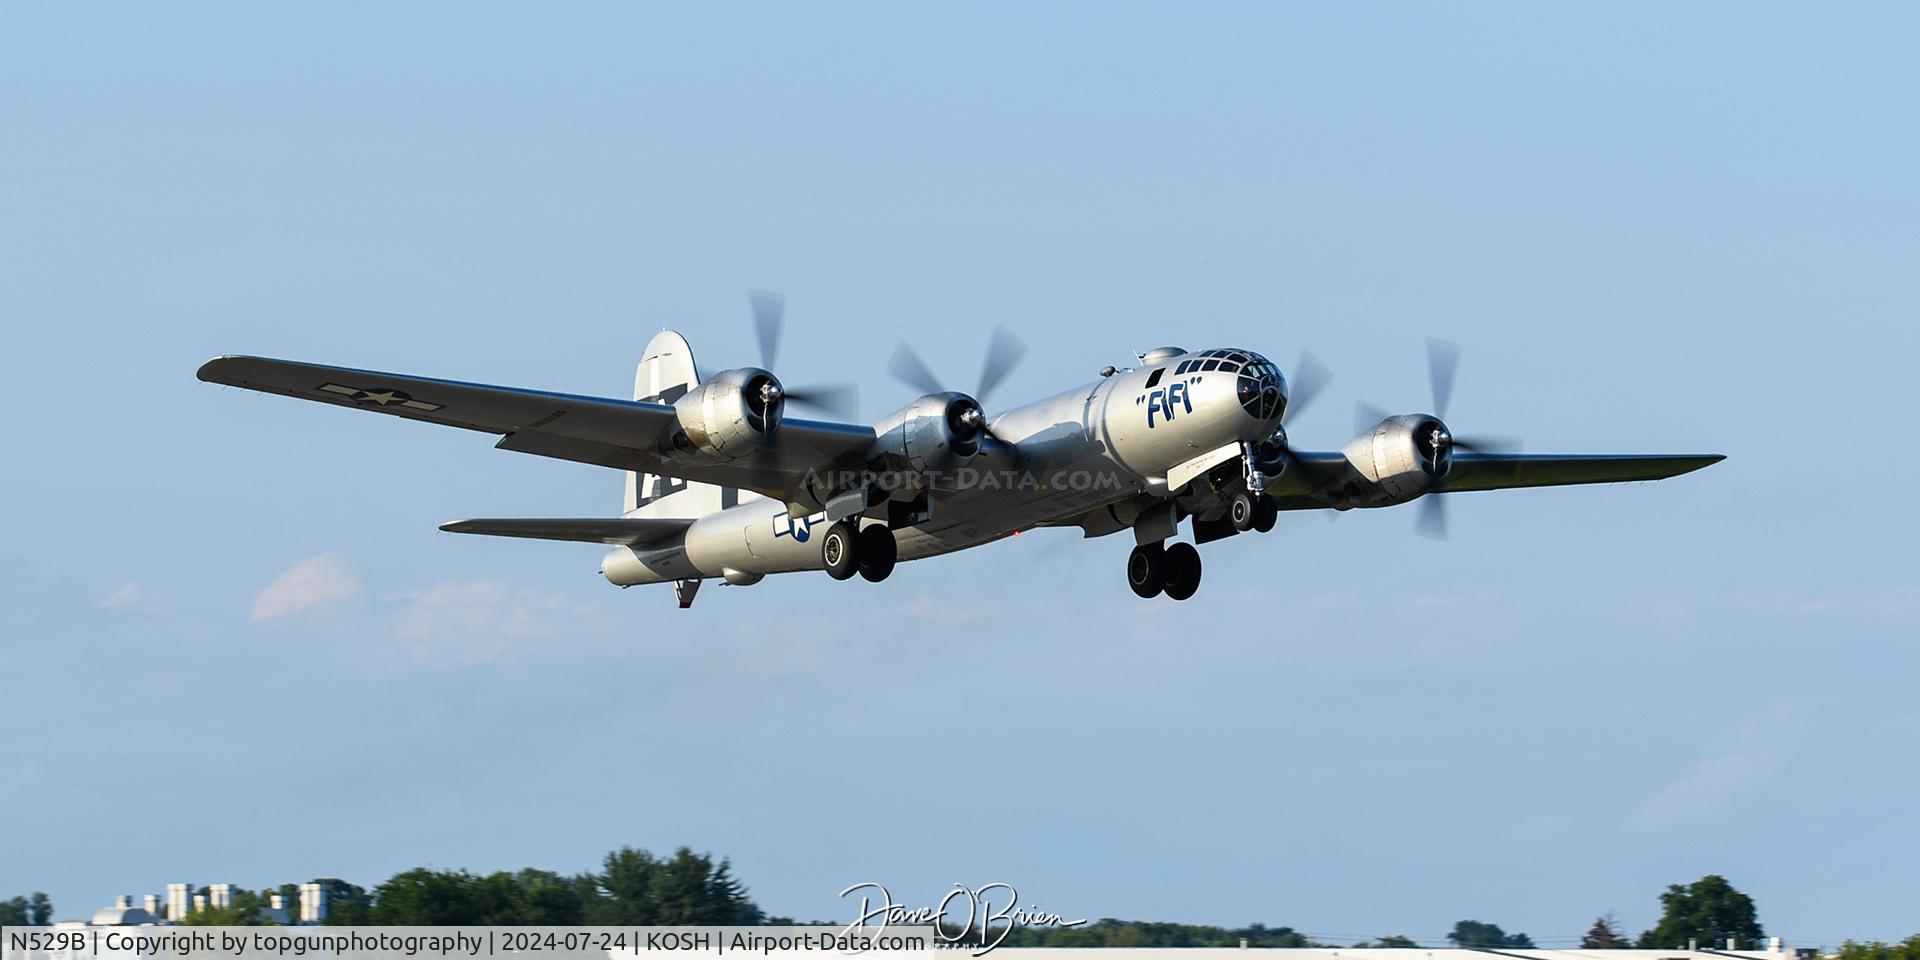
[1126,543,1166,598]
[1252,495,1278,533]
[1163,542,1202,601]
[857,525,898,582]
[821,520,860,580]
[1229,492,1257,532]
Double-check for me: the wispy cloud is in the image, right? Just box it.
[380,579,601,668]
[1627,701,1808,832]
[97,582,166,614]
[251,553,360,622]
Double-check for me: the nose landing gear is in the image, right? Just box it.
[1126,541,1203,600]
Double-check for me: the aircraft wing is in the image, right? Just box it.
[1433,452,1725,492]
[1265,451,1723,509]
[440,517,691,546]
[197,356,876,502]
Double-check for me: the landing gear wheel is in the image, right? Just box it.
[821,521,860,580]
[857,525,898,582]
[1252,495,1278,533]
[1229,492,1257,532]
[1163,542,1202,601]
[1126,543,1167,598]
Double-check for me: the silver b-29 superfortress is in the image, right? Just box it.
[200,293,1721,607]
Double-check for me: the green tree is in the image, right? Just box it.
[1368,935,1421,948]
[650,849,761,925]
[313,879,373,925]
[1450,920,1533,949]
[1636,875,1763,949]
[591,847,663,924]
[0,894,54,926]
[1833,936,1920,960]
[1000,920,1321,948]
[588,847,761,925]
[180,906,269,927]
[1583,914,1633,949]
[503,870,595,924]
[368,869,482,925]
[468,870,594,924]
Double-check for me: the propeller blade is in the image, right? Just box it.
[975,325,1028,405]
[783,383,860,421]
[1353,400,1390,436]
[1450,433,1523,456]
[1283,350,1332,425]
[1426,337,1460,419]
[749,289,786,371]
[887,343,946,396]
[1416,494,1449,541]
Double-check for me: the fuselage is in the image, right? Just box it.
[602,347,1287,586]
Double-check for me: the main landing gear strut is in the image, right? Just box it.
[821,520,898,583]
[1127,541,1202,601]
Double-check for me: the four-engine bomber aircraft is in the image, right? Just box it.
[199,293,1722,607]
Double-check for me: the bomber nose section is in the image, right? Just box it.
[1228,351,1287,430]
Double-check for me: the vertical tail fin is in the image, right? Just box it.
[625,331,738,519]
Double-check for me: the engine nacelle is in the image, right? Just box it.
[874,391,987,474]
[1340,413,1451,503]
[671,367,782,460]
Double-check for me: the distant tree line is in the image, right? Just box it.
[997,920,1324,948]
[1833,937,1920,960]
[16,858,1917,955]
[0,893,53,926]
[166,847,760,927]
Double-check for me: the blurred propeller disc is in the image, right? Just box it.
[1427,337,1461,419]
[1353,400,1391,435]
[886,343,946,396]
[976,326,1028,406]
[887,327,1029,441]
[1416,494,1449,541]
[1284,350,1331,425]
[1450,433,1522,456]
[744,289,858,420]
[781,383,860,421]
[750,289,785,371]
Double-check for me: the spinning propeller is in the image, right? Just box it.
[1352,338,1521,541]
[1254,350,1332,476]
[886,326,1029,441]
[747,290,861,421]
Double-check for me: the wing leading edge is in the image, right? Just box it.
[1436,452,1725,492]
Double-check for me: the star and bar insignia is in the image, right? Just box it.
[319,383,444,411]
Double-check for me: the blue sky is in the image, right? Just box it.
[2,0,1916,945]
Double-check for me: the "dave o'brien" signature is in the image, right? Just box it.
[839,882,1087,956]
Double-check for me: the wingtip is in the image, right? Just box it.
[196,354,253,383]
[1675,454,1727,477]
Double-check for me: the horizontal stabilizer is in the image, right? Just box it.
[439,517,692,546]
